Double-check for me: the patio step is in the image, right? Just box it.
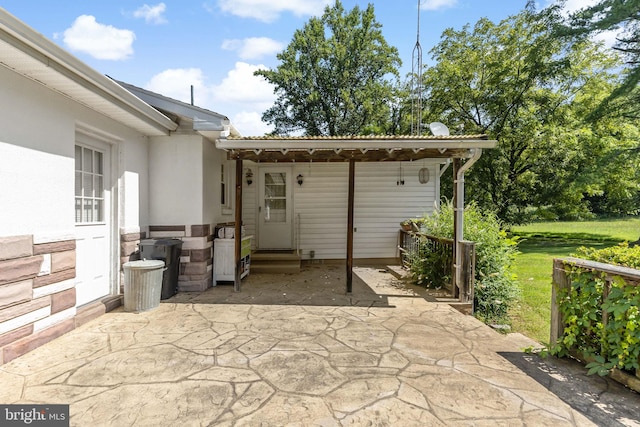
[251,250,301,274]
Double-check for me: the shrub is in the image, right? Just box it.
[549,243,640,376]
[573,242,640,269]
[411,202,520,324]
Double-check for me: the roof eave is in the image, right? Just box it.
[0,8,178,135]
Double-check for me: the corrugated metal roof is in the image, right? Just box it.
[228,134,489,141]
[217,135,497,163]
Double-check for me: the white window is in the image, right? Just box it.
[75,145,105,223]
[221,162,232,211]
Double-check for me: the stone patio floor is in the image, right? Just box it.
[0,264,638,426]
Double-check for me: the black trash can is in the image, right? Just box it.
[138,239,183,300]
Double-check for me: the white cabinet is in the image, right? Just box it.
[213,235,252,284]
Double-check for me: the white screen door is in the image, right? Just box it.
[258,167,292,249]
[74,136,112,306]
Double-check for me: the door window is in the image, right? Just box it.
[264,172,287,223]
[75,145,104,223]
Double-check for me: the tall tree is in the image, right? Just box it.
[424,4,629,222]
[560,0,640,119]
[255,1,401,136]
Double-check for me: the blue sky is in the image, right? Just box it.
[2,0,602,135]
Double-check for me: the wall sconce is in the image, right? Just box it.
[418,167,430,184]
[297,174,304,186]
[245,168,253,186]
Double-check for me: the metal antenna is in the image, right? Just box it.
[411,0,423,136]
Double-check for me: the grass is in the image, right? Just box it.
[508,217,640,344]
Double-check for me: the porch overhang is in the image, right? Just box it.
[215,135,496,162]
[216,134,497,295]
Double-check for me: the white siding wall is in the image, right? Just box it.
[353,162,439,259]
[239,161,441,260]
[0,65,149,238]
[148,134,203,225]
[241,162,258,242]
[204,139,223,226]
[293,163,349,259]
[120,131,151,232]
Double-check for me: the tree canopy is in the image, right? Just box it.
[559,0,640,119]
[423,3,639,222]
[255,0,401,136]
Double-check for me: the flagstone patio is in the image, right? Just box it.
[0,265,637,426]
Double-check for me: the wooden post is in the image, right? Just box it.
[550,258,570,345]
[459,240,476,304]
[346,159,355,294]
[234,158,243,292]
[452,158,461,297]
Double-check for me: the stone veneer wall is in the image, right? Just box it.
[0,235,121,366]
[147,224,213,292]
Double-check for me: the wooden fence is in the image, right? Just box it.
[398,230,476,304]
[551,257,640,391]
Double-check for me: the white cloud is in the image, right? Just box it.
[145,68,212,106]
[133,3,167,24]
[560,0,598,14]
[546,0,619,49]
[221,37,284,60]
[232,111,273,136]
[421,0,458,11]
[217,0,330,23]
[144,64,275,135]
[211,62,276,109]
[63,15,135,60]
[211,62,276,135]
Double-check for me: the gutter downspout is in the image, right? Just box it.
[454,148,482,295]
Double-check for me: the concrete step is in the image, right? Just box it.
[251,250,301,274]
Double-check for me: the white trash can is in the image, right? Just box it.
[123,260,165,312]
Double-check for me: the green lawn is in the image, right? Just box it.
[508,217,640,344]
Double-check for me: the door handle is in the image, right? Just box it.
[259,206,262,212]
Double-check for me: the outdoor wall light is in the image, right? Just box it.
[418,167,430,184]
[297,174,304,186]
[245,168,253,186]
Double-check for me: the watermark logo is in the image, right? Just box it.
[0,405,69,426]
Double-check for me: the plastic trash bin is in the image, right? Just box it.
[138,239,183,300]
[123,260,165,312]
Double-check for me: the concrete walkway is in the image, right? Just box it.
[0,265,637,426]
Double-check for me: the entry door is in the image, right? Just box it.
[258,167,292,249]
[74,136,112,306]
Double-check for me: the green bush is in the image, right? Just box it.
[549,243,640,375]
[573,242,640,269]
[410,202,520,324]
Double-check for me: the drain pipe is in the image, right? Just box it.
[454,148,482,292]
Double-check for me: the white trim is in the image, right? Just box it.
[119,226,143,236]
[33,307,77,332]
[37,254,51,276]
[0,306,51,335]
[32,278,75,299]
[33,231,75,245]
[75,122,125,144]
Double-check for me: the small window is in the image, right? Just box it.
[221,163,227,206]
[220,162,233,211]
[75,145,105,223]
